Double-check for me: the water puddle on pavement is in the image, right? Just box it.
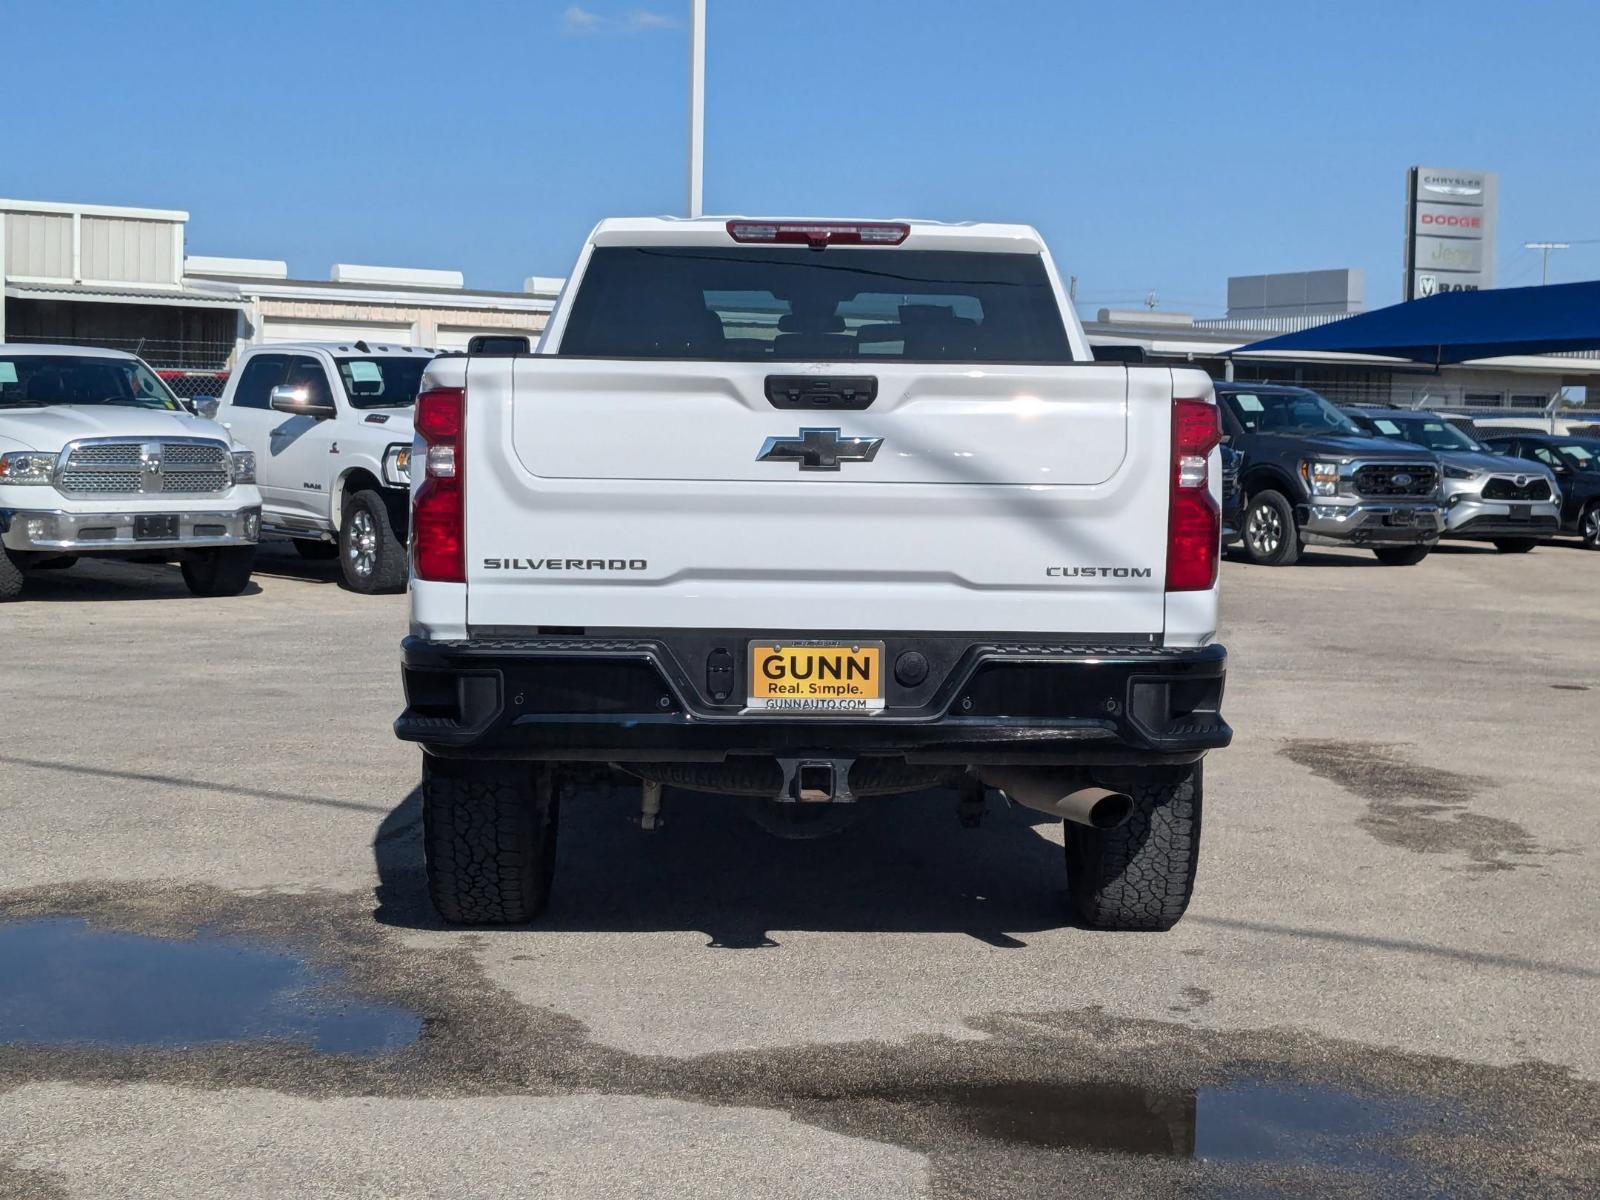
[0,917,421,1054]
[909,1077,1428,1171]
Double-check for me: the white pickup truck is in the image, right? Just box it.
[394,217,1231,931]
[206,341,431,591]
[0,344,261,600]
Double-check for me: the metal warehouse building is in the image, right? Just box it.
[1,198,558,380]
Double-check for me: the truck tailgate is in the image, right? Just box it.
[462,358,1177,635]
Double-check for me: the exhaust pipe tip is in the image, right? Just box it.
[977,769,1135,830]
[1084,791,1134,830]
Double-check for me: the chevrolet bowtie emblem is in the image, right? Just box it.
[756,427,883,472]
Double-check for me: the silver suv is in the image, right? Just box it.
[1347,408,1561,553]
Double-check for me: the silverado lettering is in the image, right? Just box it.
[482,558,648,571]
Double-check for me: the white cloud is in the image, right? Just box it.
[563,4,678,34]
[625,9,679,30]
[563,5,604,32]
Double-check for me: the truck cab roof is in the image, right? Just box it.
[586,216,1050,254]
[0,343,144,360]
[242,341,434,357]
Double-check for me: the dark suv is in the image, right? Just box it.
[1216,383,1443,566]
[1478,432,1600,549]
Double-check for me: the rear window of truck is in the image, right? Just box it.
[556,247,1075,363]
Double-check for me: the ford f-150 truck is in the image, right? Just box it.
[394,217,1232,931]
[1216,382,1444,566]
[0,344,261,600]
[207,341,431,591]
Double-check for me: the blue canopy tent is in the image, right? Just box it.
[1234,280,1600,366]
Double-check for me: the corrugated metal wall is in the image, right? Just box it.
[2,208,179,285]
[80,216,176,284]
[4,211,73,278]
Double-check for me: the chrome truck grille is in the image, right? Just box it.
[56,439,233,497]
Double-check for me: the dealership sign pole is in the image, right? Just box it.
[688,0,706,218]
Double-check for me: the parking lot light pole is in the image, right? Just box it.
[1524,241,1569,285]
[688,0,705,217]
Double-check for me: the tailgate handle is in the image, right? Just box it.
[765,375,877,411]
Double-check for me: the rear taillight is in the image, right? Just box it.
[725,220,909,249]
[1166,397,1221,592]
[413,386,465,583]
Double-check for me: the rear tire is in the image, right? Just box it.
[1065,763,1202,932]
[294,539,339,560]
[422,757,560,925]
[1492,538,1537,554]
[180,546,256,596]
[1240,490,1300,565]
[1373,546,1430,566]
[1581,503,1600,550]
[340,489,407,593]
[0,549,24,601]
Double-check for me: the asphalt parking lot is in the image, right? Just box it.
[2,539,1598,1199]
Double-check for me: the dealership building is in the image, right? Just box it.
[0,197,558,387]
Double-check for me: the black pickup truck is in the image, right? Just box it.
[1216,383,1444,566]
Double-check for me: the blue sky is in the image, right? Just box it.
[4,0,1597,314]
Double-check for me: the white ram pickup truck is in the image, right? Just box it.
[0,344,261,600]
[208,341,431,591]
[395,217,1232,931]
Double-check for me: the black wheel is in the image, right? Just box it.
[1582,503,1600,551]
[1373,546,1430,566]
[0,548,24,601]
[180,546,256,596]
[1065,764,1202,932]
[1492,538,1537,554]
[340,489,407,593]
[1240,490,1300,565]
[294,539,339,560]
[422,757,560,925]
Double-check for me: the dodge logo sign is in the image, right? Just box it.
[756,427,884,471]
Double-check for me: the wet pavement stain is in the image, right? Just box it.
[884,1076,1429,1174]
[1279,739,1545,871]
[2,883,1597,1199]
[0,917,420,1054]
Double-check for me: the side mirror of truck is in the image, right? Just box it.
[269,384,336,419]
[188,396,220,420]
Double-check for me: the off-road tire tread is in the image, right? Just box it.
[180,546,256,596]
[1065,764,1202,931]
[0,549,24,601]
[341,489,407,593]
[423,757,558,925]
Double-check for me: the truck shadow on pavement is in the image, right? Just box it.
[372,784,1074,948]
[14,560,264,601]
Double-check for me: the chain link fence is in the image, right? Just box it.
[4,333,234,372]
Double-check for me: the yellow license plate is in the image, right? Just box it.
[747,641,885,713]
